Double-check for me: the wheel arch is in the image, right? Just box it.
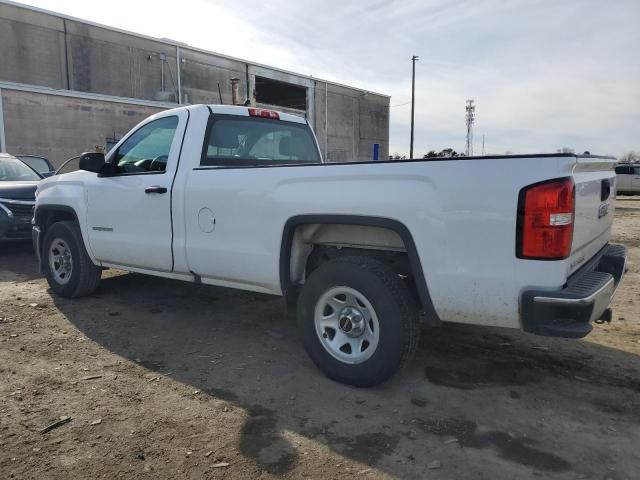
[279,214,441,324]
[34,204,79,227]
[34,204,82,267]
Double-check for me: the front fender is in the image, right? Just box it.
[35,173,98,265]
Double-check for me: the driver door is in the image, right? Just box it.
[86,111,187,272]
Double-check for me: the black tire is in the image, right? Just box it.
[297,256,420,387]
[42,221,102,298]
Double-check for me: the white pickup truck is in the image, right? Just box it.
[33,105,627,386]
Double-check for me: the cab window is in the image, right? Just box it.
[201,115,321,167]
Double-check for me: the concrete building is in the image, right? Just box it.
[0,1,390,167]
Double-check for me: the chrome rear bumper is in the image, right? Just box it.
[521,243,627,338]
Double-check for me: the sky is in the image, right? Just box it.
[18,0,640,157]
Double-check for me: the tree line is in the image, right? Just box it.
[389,148,465,160]
[388,149,639,162]
[618,152,639,163]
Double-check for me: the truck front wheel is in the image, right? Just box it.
[42,221,102,298]
[297,256,420,387]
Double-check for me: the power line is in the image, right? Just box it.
[388,100,412,108]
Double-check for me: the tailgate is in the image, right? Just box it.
[568,155,617,275]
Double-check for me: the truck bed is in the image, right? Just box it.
[176,150,617,330]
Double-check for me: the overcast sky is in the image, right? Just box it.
[21,0,640,157]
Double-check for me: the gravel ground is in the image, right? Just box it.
[1,197,639,480]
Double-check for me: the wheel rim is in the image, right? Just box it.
[314,286,380,365]
[49,238,73,285]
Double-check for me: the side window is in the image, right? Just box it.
[112,116,179,174]
[633,167,640,175]
[17,156,52,174]
[615,166,630,174]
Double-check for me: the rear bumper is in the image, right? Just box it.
[521,243,627,338]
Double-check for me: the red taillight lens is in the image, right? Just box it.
[248,108,280,120]
[517,178,575,259]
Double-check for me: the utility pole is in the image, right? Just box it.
[410,55,419,159]
[465,99,475,156]
[482,134,485,156]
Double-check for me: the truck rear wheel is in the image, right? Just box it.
[297,256,419,387]
[42,221,102,298]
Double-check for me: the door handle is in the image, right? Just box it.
[145,186,167,194]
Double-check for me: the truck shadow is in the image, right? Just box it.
[45,268,640,478]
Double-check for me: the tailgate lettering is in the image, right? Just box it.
[598,203,609,219]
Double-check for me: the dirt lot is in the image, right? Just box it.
[1,198,639,480]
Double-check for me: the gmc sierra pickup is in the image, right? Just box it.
[32,105,627,386]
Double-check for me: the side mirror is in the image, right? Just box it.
[79,152,105,173]
[97,162,118,177]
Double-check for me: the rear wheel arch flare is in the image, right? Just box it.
[279,214,440,323]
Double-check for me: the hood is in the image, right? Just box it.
[0,181,38,200]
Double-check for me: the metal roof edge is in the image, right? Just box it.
[0,80,177,108]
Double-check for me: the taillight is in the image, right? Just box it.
[517,178,575,260]
[248,108,280,120]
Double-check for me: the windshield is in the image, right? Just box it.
[0,157,42,181]
[201,116,321,167]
